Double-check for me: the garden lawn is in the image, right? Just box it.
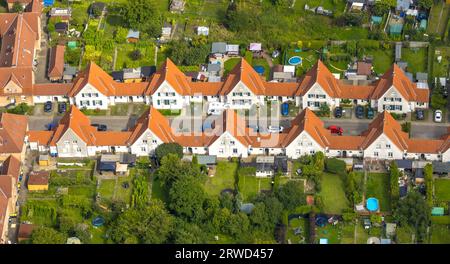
[365,173,391,212]
[252,58,270,80]
[98,180,115,201]
[286,217,309,244]
[434,179,450,201]
[224,58,241,76]
[205,161,238,196]
[427,2,450,37]
[396,226,413,244]
[320,173,349,214]
[402,48,427,74]
[362,48,393,74]
[115,175,134,204]
[340,224,355,244]
[68,185,96,198]
[434,47,450,78]
[238,175,272,202]
[151,176,168,203]
[109,104,129,116]
[315,223,342,244]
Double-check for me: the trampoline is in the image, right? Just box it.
[92,216,105,227]
[288,56,302,66]
[366,198,379,212]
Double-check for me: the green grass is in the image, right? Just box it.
[434,47,450,78]
[355,222,370,244]
[68,185,96,198]
[115,174,134,204]
[158,109,181,116]
[396,226,413,244]
[430,224,450,244]
[402,48,428,74]
[132,104,150,116]
[205,161,238,196]
[97,180,115,201]
[427,2,450,38]
[151,176,168,203]
[224,58,241,76]
[320,173,349,214]
[315,223,342,244]
[435,179,450,201]
[366,173,391,212]
[252,58,271,80]
[109,104,130,116]
[238,175,272,202]
[361,48,393,74]
[286,218,309,244]
[80,109,109,116]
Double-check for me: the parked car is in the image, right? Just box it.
[207,108,223,116]
[92,124,107,131]
[415,109,425,120]
[334,107,343,118]
[58,102,67,113]
[44,101,52,112]
[367,107,374,119]
[281,102,289,116]
[355,105,364,119]
[268,126,284,133]
[327,125,343,135]
[434,110,442,123]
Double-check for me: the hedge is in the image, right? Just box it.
[431,216,450,225]
[325,158,347,175]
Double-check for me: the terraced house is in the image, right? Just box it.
[26,105,450,162]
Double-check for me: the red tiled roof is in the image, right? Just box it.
[0,113,28,154]
[264,82,299,96]
[146,58,192,96]
[33,83,72,96]
[127,107,176,145]
[28,171,49,185]
[296,60,342,97]
[0,155,20,181]
[220,58,266,96]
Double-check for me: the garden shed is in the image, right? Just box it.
[38,154,49,166]
[98,154,119,173]
[28,171,50,192]
[226,44,239,56]
[431,207,444,216]
[211,42,227,54]
[371,16,382,25]
[394,159,413,170]
[126,30,140,43]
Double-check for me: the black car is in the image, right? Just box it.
[415,109,425,120]
[58,102,66,113]
[44,101,52,112]
[94,124,107,131]
[355,105,364,119]
[334,107,343,118]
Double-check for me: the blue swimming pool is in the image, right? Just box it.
[366,198,379,212]
[288,56,302,65]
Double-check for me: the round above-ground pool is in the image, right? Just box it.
[288,56,302,65]
[366,198,379,212]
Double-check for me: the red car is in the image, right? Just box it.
[328,125,343,135]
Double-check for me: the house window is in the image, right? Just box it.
[230,140,235,145]
[72,140,77,144]
[76,147,81,152]
[374,152,379,157]
[219,148,224,154]
[141,147,146,152]
[233,148,238,154]
[152,140,157,144]
[309,150,315,154]
[388,152,393,158]
[142,140,147,144]
[376,144,381,149]
[386,144,391,149]
[296,149,301,155]
[64,140,69,144]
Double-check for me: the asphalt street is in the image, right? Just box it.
[28,115,449,139]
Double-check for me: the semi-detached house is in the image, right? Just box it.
[12,56,430,114]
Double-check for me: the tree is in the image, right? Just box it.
[424,163,433,207]
[431,92,447,110]
[114,27,129,43]
[318,103,330,117]
[171,219,206,244]
[11,2,24,13]
[155,143,183,162]
[418,0,433,10]
[345,172,362,207]
[276,181,305,211]
[394,192,430,242]
[313,152,325,172]
[169,176,206,221]
[389,161,400,208]
[111,201,174,244]
[131,174,149,208]
[130,49,142,61]
[225,212,250,238]
[123,0,162,37]
[31,227,67,244]
[373,0,394,16]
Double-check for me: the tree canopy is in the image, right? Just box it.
[394,191,430,242]
[169,176,207,221]
[155,143,183,162]
[31,227,67,244]
[276,181,305,211]
[111,200,174,244]
[122,0,162,37]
